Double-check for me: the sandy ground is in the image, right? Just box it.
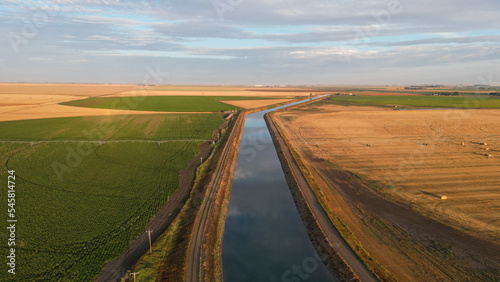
[220,99,291,109]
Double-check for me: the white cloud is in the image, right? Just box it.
[0,0,499,84]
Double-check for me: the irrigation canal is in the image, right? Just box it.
[222,96,335,282]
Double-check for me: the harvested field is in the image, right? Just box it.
[0,83,136,96]
[0,104,170,122]
[277,107,500,238]
[274,106,500,280]
[0,84,149,121]
[220,99,291,109]
[113,90,317,98]
[0,84,319,121]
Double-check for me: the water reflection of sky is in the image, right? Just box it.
[223,96,334,282]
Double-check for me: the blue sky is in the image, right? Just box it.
[0,0,499,85]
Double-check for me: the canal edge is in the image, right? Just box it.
[266,107,381,281]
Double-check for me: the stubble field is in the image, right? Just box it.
[274,102,500,280]
[0,83,310,280]
[277,106,500,239]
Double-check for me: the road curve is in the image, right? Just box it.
[186,113,243,282]
[266,112,377,282]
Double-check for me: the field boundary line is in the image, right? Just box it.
[186,112,244,282]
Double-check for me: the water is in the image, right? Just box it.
[222,97,335,282]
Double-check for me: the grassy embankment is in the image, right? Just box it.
[270,111,394,281]
[127,114,240,282]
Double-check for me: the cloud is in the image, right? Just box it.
[364,35,500,47]
[0,0,499,84]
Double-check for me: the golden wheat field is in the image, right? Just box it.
[276,105,500,240]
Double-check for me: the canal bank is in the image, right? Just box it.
[265,112,361,281]
[221,96,337,282]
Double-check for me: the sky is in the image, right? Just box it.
[0,0,499,85]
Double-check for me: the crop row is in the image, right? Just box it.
[0,114,224,280]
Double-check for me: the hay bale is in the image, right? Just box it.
[486,154,492,157]
[461,142,465,146]
[440,195,448,200]
[480,142,487,146]
[485,148,490,151]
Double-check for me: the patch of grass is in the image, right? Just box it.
[0,114,225,280]
[318,95,500,109]
[61,96,278,112]
[281,115,297,122]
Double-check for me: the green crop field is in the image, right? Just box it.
[0,114,224,280]
[322,95,500,108]
[61,96,276,112]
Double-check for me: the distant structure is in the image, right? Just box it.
[405,85,444,90]
[253,84,289,87]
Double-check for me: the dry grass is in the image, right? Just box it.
[274,105,500,281]
[276,106,500,241]
[0,83,136,96]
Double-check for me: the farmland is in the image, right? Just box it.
[0,113,225,280]
[0,84,319,122]
[321,95,500,108]
[273,102,500,280]
[61,96,280,112]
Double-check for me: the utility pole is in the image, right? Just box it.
[200,157,203,164]
[147,230,152,254]
[130,272,139,282]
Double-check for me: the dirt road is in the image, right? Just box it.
[186,113,244,282]
[274,107,500,280]
[266,113,377,282]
